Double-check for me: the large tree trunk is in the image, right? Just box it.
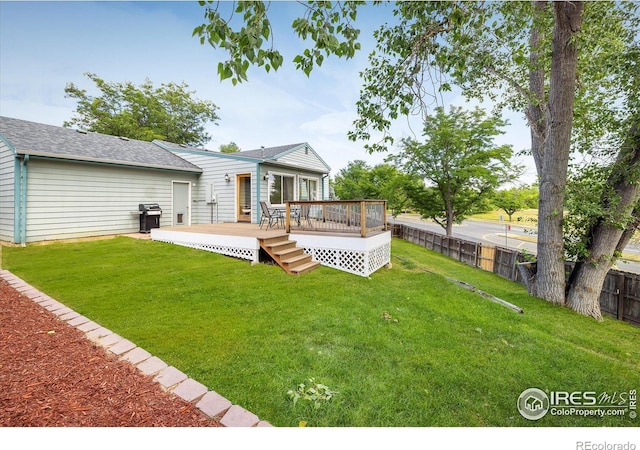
[566,124,640,319]
[533,1,583,304]
[528,1,548,178]
[445,206,454,236]
[524,1,548,295]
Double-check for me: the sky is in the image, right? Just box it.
[0,1,537,183]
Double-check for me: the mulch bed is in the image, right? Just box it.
[0,279,221,427]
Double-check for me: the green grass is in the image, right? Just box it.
[3,237,639,427]
[470,208,539,224]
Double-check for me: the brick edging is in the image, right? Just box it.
[0,269,273,427]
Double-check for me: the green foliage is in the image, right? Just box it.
[349,2,639,156]
[219,141,241,153]
[493,186,539,221]
[193,1,363,83]
[390,106,521,233]
[564,164,612,261]
[332,161,419,217]
[64,73,219,146]
[332,160,377,200]
[287,378,337,409]
[564,121,640,263]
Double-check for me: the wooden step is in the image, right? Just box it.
[258,235,319,275]
[268,239,297,251]
[290,261,321,275]
[281,253,312,269]
[272,246,303,258]
[260,234,290,246]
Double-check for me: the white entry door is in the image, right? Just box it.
[172,181,190,226]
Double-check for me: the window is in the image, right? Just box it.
[299,177,318,201]
[269,174,294,204]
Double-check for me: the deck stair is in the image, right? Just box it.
[259,234,320,275]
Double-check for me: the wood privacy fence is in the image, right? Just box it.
[394,223,640,327]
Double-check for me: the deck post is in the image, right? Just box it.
[285,203,291,233]
[360,200,366,238]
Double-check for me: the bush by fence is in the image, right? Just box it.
[393,223,640,327]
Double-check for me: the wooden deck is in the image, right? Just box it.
[160,223,287,239]
[160,222,387,239]
[151,222,392,277]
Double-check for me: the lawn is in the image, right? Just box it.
[470,208,539,224]
[3,237,639,427]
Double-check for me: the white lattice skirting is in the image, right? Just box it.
[291,231,392,277]
[150,228,392,277]
[151,229,259,262]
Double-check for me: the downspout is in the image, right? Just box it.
[256,162,261,224]
[13,158,21,244]
[16,155,29,246]
[21,155,29,246]
[322,174,329,200]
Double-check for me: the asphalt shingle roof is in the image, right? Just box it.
[0,116,202,173]
[236,143,305,160]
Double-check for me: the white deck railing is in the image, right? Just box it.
[285,200,387,237]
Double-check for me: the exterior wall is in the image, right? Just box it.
[277,146,329,173]
[23,158,197,242]
[261,164,329,203]
[322,175,330,200]
[170,151,257,224]
[0,141,16,242]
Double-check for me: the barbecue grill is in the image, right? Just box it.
[139,203,162,233]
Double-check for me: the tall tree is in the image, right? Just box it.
[64,73,220,147]
[219,142,241,153]
[332,161,418,217]
[356,1,637,318]
[193,2,640,319]
[332,160,377,200]
[493,186,538,222]
[391,106,519,236]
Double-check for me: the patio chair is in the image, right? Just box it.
[298,204,312,227]
[260,201,284,229]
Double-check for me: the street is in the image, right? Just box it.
[391,215,640,274]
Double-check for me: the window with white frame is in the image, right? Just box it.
[269,174,295,204]
[299,177,319,201]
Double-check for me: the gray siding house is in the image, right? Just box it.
[160,141,331,225]
[0,116,331,244]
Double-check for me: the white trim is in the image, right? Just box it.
[172,180,192,226]
[151,229,260,263]
[290,231,392,277]
[267,171,295,206]
[298,175,320,201]
[149,228,392,277]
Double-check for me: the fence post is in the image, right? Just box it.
[616,273,626,321]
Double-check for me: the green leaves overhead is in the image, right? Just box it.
[194,1,281,85]
[194,1,362,83]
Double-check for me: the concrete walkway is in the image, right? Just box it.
[0,269,272,428]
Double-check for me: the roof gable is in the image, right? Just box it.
[240,143,331,172]
[157,141,331,173]
[0,116,202,173]
[236,143,304,160]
